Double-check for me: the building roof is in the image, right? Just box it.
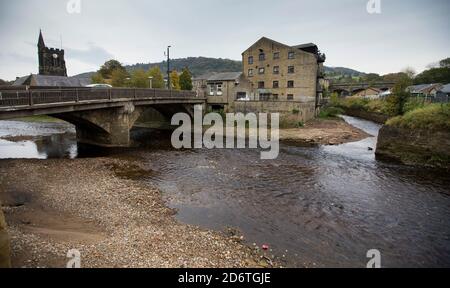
[193,72,218,81]
[438,84,450,93]
[13,74,91,87]
[243,37,320,56]
[407,83,442,94]
[206,72,242,81]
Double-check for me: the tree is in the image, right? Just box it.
[179,67,193,91]
[91,73,106,84]
[0,79,11,86]
[386,73,413,116]
[414,67,450,84]
[99,60,127,79]
[147,66,165,89]
[110,68,129,87]
[130,69,148,88]
[439,57,450,68]
[170,70,180,90]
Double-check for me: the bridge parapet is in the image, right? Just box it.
[0,88,199,108]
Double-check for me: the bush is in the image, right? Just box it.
[387,103,450,131]
[319,106,345,118]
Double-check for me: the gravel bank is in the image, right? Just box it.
[0,158,270,268]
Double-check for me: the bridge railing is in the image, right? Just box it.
[0,88,199,108]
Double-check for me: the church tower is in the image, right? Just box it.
[38,30,68,77]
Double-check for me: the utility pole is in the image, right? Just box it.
[167,46,171,90]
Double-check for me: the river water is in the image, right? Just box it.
[0,116,449,268]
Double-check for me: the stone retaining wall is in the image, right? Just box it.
[234,101,316,123]
[376,125,450,169]
[343,108,389,124]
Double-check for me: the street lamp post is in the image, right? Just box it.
[148,76,153,89]
[167,46,171,90]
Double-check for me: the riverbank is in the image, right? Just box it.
[0,158,274,268]
[376,104,450,169]
[279,118,371,147]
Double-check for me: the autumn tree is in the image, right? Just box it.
[170,70,180,90]
[91,73,106,84]
[179,67,193,91]
[111,68,129,87]
[147,66,165,89]
[130,69,149,88]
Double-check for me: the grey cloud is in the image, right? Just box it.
[65,43,114,66]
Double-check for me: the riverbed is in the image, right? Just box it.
[0,116,449,268]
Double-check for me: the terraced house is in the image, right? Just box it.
[242,37,326,105]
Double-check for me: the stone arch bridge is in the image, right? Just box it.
[329,82,396,97]
[0,88,205,147]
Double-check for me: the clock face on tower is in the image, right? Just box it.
[53,53,58,59]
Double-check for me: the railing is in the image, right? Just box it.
[0,88,199,108]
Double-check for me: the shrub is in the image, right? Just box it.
[387,103,450,131]
[319,106,345,118]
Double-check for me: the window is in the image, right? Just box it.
[273,66,279,74]
[272,94,279,100]
[273,81,279,88]
[248,69,254,77]
[236,92,247,100]
[208,85,215,96]
[287,94,294,100]
[273,52,280,59]
[287,81,294,88]
[288,51,295,59]
[216,84,223,96]
[260,93,270,101]
[258,81,265,89]
[248,56,254,65]
[288,66,295,74]
[259,53,265,61]
[259,67,265,74]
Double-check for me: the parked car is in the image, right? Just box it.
[85,84,112,88]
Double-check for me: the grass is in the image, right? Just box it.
[387,103,450,131]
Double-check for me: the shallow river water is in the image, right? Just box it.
[0,116,449,267]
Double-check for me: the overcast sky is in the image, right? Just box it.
[0,0,449,80]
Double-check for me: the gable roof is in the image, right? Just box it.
[242,37,319,56]
[407,83,442,93]
[439,84,450,93]
[206,72,242,81]
[13,74,91,87]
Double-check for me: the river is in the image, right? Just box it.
[0,116,449,268]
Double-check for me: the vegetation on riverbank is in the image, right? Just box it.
[387,104,450,131]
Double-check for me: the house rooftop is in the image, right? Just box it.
[13,74,91,87]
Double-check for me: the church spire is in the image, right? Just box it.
[38,29,45,49]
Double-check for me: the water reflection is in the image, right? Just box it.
[0,120,77,159]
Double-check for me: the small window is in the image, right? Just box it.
[288,51,295,59]
[287,94,294,100]
[288,66,295,74]
[236,92,247,100]
[287,81,294,88]
[208,85,215,96]
[248,69,254,77]
[272,94,279,100]
[273,66,279,74]
[273,81,279,88]
[273,52,280,59]
[217,84,223,96]
[248,56,254,65]
[259,68,265,74]
[258,81,265,89]
[259,53,265,61]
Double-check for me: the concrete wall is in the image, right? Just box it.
[234,101,316,123]
[0,206,11,268]
[242,37,319,101]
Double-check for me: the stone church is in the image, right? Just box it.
[38,30,67,76]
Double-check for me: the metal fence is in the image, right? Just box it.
[0,88,198,108]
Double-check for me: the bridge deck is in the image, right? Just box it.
[0,88,204,120]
